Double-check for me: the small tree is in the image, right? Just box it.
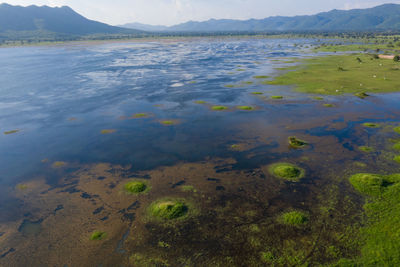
[394,55,400,62]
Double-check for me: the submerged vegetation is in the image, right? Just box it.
[268,163,305,182]
[280,211,309,226]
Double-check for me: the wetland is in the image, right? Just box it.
[1,37,400,266]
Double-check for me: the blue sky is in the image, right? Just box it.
[2,0,400,25]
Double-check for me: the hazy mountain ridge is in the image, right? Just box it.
[0,3,140,36]
[122,4,400,32]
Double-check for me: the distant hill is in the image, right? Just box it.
[122,4,400,32]
[119,22,168,32]
[0,3,141,39]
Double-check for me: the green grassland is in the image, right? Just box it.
[268,53,400,95]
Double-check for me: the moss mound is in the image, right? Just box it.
[90,231,107,240]
[237,106,254,111]
[132,113,149,118]
[160,120,176,125]
[101,129,116,134]
[150,200,188,220]
[280,211,309,226]
[124,181,147,194]
[251,92,263,95]
[363,122,380,128]
[312,96,324,100]
[211,106,228,111]
[253,75,269,79]
[194,100,206,104]
[394,155,400,163]
[393,143,400,151]
[394,127,400,134]
[355,92,370,99]
[288,136,308,148]
[271,96,283,99]
[268,163,305,182]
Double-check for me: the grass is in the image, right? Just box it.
[268,54,400,94]
[160,120,177,125]
[237,106,254,111]
[100,129,116,134]
[149,199,188,220]
[347,172,400,265]
[132,113,149,118]
[323,103,335,107]
[359,146,374,153]
[363,122,381,128]
[124,181,148,194]
[355,92,370,99]
[4,129,19,135]
[288,136,308,148]
[90,231,107,241]
[268,163,305,182]
[280,211,309,226]
[211,106,228,111]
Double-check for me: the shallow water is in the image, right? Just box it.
[0,38,400,266]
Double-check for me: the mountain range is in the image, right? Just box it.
[121,3,400,32]
[0,3,140,40]
[1,3,400,42]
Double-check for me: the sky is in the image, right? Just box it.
[2,0,400,26]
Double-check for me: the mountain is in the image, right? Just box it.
[0,3,140,37]
[121,4,400,32]
[120,22,168,32]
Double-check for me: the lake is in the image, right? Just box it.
[1,37,399,266]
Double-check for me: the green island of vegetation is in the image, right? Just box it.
[268,162,305,182]
[124,181,148,194]
[268,53,400,95]
[90,231,107,241]
[149,199,188,220]
[279,211,309,226]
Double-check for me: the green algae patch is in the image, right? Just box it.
[288,136,308,149]
[124,181,148,194]
[349,173,400,196]
[52,161,66,168]
[253,75,269,79]
[251,92,263,95]
[211,105,228,111]
[159,120,179,126]
[271,95,283,99]
[132,113,150,119]
[90,231,107,241]
[4,129,19,135]
[180,185,197,193]
[268,163,305,182]
[101,129,116,134]
[149,199,188,220]
[280,211,309,226]
[323,103,335,107]
[267,54,400,94]
[359,146,374,153]
[236,106,254,111]
[363,122,381,128]
[194,100,206,104]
